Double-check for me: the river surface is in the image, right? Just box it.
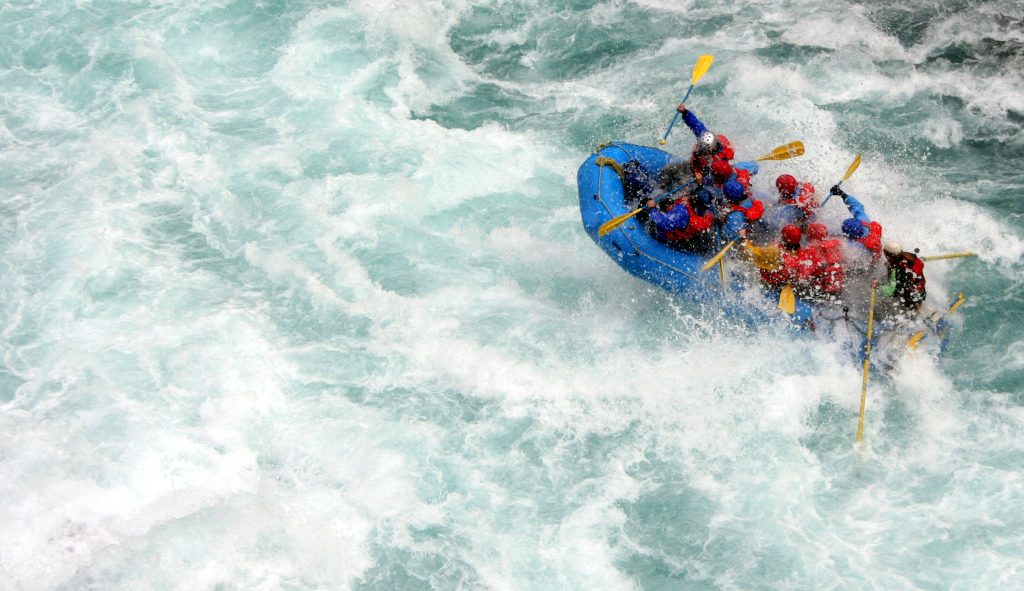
[1,1,1022,589]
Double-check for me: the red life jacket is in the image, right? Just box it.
[855,221,883,262]
[734,168,752,191]
[795,183,818,216]
[663,198,714,242]
[891,253,926,307]
[729,199,765,223]
[760,246,817,289]
[810,239,844,295]
[690,134,735,179]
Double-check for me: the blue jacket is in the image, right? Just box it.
[681,109,709,138]
[733,161,759,176]
[843,194,871,223]
[721,201,749,242]
[767,203,807,229]
[766,184,815,229]
[649,203,690,241]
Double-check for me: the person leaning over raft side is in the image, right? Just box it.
[879,240,927,311]
[832,184,883,274]
[644,186,717,254]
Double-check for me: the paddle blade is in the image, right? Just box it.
[841,154,862,182]
[756,141,805,162]
[947,292,967,314]
[701,240,735,272]
[597,207,643,237]
[907,293,965,350]
[746,243,782,270]
[779,285,796,315]
[691,54,714,86]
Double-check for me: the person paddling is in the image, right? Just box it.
[806,222,845,301]
[644,186,716,253]
[832,184,883,273]
[748,225,817,294]
[768,174,819,229]
[879,240,927,310]
[675,102,739,181]
[720,180,766,243]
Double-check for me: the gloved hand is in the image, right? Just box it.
[676,102,687,114]
[829,185,847,200]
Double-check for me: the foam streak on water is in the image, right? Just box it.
[1,1,1022,589]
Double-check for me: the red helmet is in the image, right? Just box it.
[806,222,828,242]
[710,159,732,183]
[781,224,802,246]
[775,174,798,197]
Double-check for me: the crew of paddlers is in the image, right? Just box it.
[627,102,928,319]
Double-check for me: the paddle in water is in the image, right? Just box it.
[908,293,967,350]
[778,284,796,315]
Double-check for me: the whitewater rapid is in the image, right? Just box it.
[1,1,1022,589]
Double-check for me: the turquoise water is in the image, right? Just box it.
[1,1,1022,589]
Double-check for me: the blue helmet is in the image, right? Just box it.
[841,218,868,238]
[723,180,746,202]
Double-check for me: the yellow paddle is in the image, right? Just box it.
[921,252,976,262]
[598,207,644,238]
[908,293,967,350]
[596,181,693,237]
[856,283,879,443]
[660,55,715,145]
[778,285,796,315]
[755,141,805,162]
[819,154,862,208]
[701,240,736,272]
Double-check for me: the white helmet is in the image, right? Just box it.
[883,240,902,256]
[697,131,718,154]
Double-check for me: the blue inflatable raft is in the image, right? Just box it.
[576,141,959,359]
[577,141,811,322]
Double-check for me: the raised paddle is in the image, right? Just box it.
[921,252,977,262]
[778,284,796,315]
[908,292,967,350]
[596,181,693,237]
[659,55,714,145]
[819,154,862,209]
[755,141,805,162]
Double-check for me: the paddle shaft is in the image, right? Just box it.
[661,85,695,142]
[922,252,976,262]
[596,180,694,237]
[856,286,878,442]
[819,155,862,209]
[818,178,847,209]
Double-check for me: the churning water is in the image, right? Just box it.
[1,1,1022,589]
